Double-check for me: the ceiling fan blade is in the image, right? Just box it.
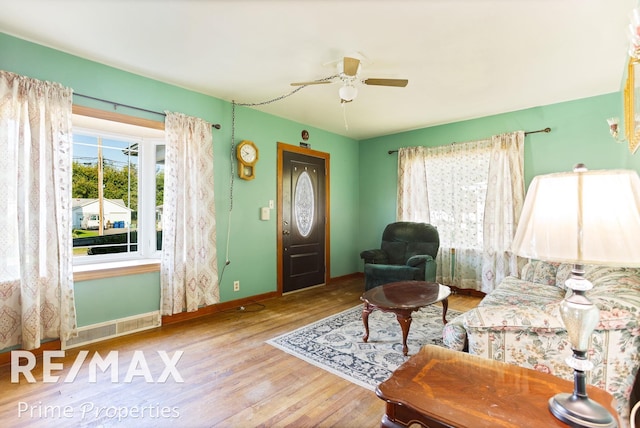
[290,80,333,86]
[363,78,409,87]
[343,57,360,77]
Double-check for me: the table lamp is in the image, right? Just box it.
[511,164,640,428]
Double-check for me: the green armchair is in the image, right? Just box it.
[360,222,439,291]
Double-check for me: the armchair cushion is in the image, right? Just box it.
[380,241,408,265]
[363,264,420,291]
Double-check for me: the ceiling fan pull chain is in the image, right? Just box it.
[342,103,349,131]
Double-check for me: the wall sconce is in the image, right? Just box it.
[607,117,625,143]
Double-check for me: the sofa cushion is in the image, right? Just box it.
[554,264,640,288]
[479,277,564,309]
[520,259,560,286]
[589,267,640,331]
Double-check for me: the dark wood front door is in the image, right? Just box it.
[277,143,329,293]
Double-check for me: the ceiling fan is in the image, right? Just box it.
[290,56,408,103]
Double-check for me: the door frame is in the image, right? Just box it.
[277,142,330,294]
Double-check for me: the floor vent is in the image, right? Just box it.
[62,311,161,349]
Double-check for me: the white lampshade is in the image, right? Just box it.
[511,168,640,266]
[339,84,357,102]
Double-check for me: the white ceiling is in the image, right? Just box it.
[0,0,636,140]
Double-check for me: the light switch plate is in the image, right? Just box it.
[260,207,270,220]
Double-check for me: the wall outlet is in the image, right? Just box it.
[233,280,240,292]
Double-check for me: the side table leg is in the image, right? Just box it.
[362,303,373,343]
[395,311,412,356]
[380,414,406,428]
[441,298,449,324]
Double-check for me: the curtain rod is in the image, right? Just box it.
[73,93,222,130]
[387,127,551,154]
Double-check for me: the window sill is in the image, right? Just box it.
[73,259,160,282]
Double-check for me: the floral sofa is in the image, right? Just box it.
[442,259,640,425]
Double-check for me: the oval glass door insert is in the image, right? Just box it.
[294,171,314,237]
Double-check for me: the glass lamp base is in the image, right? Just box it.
[549,393,616,428]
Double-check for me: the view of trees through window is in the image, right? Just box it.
[72,130,164,259]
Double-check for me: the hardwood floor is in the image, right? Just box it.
[0,276,481,428]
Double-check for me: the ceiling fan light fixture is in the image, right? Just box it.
[339,84,358,102]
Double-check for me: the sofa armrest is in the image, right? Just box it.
[464,304,564,333]
[359,249,388,264]
[442,314,467,351]
[461,305,572,379]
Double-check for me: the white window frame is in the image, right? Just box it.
[71,109,165,267]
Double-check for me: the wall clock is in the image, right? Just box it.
[237,140,258,180]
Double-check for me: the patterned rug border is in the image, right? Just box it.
[266,304,461,390]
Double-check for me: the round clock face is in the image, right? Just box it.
[240,144,257,163]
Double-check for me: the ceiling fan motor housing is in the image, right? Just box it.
[291,56,408,103]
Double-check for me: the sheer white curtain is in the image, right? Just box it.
[0,70,77,350]
[396,132,525,292]
[161,112,219,315]
[481,131,525,292]
[397,146,430,222]
[424,140,492,290]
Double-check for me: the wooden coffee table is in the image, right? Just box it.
[376,345,620,428]
[360,281,451,356]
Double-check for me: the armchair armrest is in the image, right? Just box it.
[360,249,389,264]
[406,254,437,282]
[406,254,433,267]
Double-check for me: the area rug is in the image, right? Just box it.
[266,304,461,390]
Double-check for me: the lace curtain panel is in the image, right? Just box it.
[481,131,525,292]
[0,70,77,350]
[161,112,219,315]
[425,140,492,290]
[397,145,430,222]
[396,132,524,292]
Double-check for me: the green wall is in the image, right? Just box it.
[357,92,640,265]
[2,31,639,331]
[0,32,360,328]
[74,273,161,326]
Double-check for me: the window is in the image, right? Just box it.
[72,113,165,264]
[399,140,492,289]
[424,142,491,252]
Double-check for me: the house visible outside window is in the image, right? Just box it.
[72,118,165,264]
